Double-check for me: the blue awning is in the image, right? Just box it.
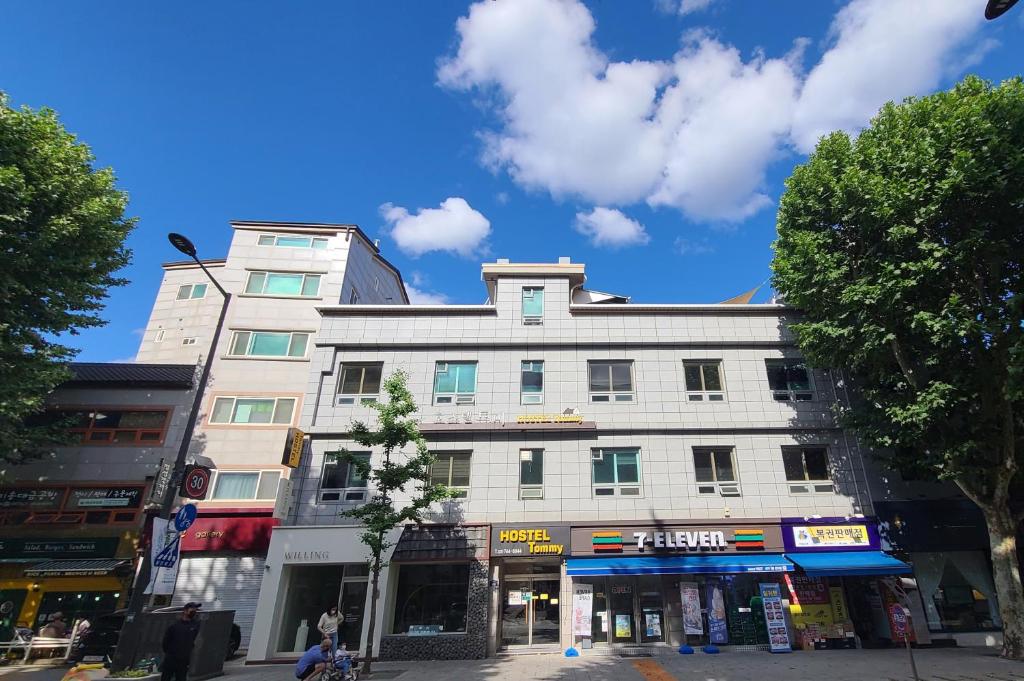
[785,551,912,577]
[565,554,794,576]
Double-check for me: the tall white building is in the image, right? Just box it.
[135,221,407,647]
[250,259,915,662]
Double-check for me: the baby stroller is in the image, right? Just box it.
[319,649,359,681]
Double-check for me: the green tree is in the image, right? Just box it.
[0,94,134,464]
[773,76,1024,659]
[336,371,452,672]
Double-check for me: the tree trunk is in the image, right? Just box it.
[362,535,385,674]
[982,502,1024,660]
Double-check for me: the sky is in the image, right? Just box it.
[1,0,1022,362]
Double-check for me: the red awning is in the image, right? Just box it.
[179,515,278,552]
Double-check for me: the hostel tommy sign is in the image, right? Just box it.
[491,525,570,557]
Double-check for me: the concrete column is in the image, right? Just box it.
[487,561,501,657]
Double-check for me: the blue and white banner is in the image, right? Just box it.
[759,582,792,653]
[706,580,728,644]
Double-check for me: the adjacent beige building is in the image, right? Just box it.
[134,221,407,647]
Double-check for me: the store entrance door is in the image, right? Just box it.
[501,576,561,648]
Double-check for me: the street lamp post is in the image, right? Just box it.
[111,233,231,670]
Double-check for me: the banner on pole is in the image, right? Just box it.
[680,582,703,635]
[759,582,792,653]
[571,582,593,637]
[145,517,181,596]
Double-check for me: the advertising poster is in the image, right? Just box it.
[615,614,632,639]
[645,612,662,638]
[880,582,917,643]
[145,517,181,596]
[571,583,593,637]
[706,580,728,644]
[758,583,792,653]
[680,582,703,635]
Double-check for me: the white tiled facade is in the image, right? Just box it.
[296,261,872,524]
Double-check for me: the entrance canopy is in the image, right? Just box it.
[565,554,794,576]
[785,551,912,577]
[24,558,129,577]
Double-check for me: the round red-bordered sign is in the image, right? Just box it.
[180,465,212,500]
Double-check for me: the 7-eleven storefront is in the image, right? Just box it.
[491,518,913,653]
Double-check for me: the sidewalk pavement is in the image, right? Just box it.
[2,647,1023,681]
[223,647,1024,681]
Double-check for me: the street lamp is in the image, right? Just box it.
[986,0,1019,19]
[112,233,232,670]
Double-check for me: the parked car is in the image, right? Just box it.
[67,610,241,664]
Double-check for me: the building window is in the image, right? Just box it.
[374,276,380,292]
[209,470,281,500]
[519,449,543,499]
[391,563,470,634]
[67,409,170,445]
[432,362,477,405]
[319,452,370,502]
[228,331,310,358]
[244,271,322,297]
[520,361,544,405]
[257,234,328,249]
[693,447,739,496]
[591,448,641,496]
[522,287,544,324]
[337,363,383,405]
[209,396,296,425]
[154,329,165,343]
[683,361,725,401]
[182,337,198,346]
[782,446,834,493]
[589,360,634,402]
[910,551,1001,632]
[349,288,359,304]
[429,452,471,498]
[766,359,813,401]
[176,283,207,300]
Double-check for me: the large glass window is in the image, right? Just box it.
[244,271,322,297]
[683,361,725,401]
[591,448,641,496]
[519,449,543,499]
[522,287,544,323]
[432,362,477,405]
[520,361,544,404]
[176,283,207,300]
[319,452,370,502]
[209,396,296,425]
[66,409,170,446]
[391,563,470,634]
[782,446,834,493]
[228,331,309,358]
[337,363,383,405]
[911,551,1001,632]
[429,452,471,498]
[258,234,328,249]
[209,470,281,500]
[693,447,739,496]
[589,361,634,402]
[765,360,813,401]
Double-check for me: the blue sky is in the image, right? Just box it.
[1,0,1021,362]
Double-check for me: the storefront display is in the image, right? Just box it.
[759,583,792,652]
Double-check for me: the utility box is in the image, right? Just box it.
[119,609,234,680]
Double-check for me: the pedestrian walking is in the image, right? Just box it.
[160,603,201,681]
[317,605,339,656]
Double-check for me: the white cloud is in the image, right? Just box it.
[574,207,650,248]
[791,0,982,152]
[406,285,450,305]
[440,0,987,223]
[674,237,715,255]
[380,197,491,258]
[656,0,717,15]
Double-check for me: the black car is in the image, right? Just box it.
[68,611,241,664]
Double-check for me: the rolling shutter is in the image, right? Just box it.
[171,555,264,649]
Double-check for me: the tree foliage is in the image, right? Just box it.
[773,75,1024,658]
[0,94,134,464]
[335,371,452,670]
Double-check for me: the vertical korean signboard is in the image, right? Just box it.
[758,583,792,653]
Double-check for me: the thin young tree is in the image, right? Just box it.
[335,370,452,673]
[773,76,1024,658]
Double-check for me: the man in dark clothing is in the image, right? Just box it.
[161,602,201,681]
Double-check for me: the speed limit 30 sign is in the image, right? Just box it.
[179,464,212,500]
